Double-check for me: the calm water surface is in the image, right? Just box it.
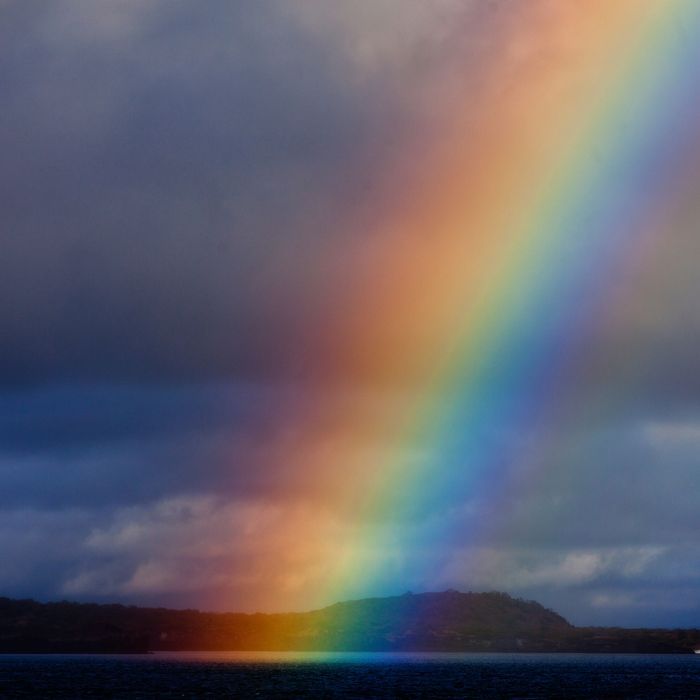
[1,651,699,699]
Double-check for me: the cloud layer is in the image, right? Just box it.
[1,1,700,626]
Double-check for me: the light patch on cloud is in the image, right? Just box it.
[590,586,700,614]
[519,552,604,586]
[292,1,472,78]
[644,420,700,448]
[436,545,666,591]
[590,592,639,609]
[39,0,156,44]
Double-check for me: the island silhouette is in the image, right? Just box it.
[1,591,698,654]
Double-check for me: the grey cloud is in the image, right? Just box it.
[0,1,391,384]
[0,383,284,509]
[0,379,415,509]
[495,419,700,549]
[0,0,535,387]
[0,494,366,612]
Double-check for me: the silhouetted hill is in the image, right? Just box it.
[0,591,698,653]
[308,591,571,650]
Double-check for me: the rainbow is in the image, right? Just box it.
[240,1,700,612]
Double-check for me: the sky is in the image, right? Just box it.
[1,0,700,627]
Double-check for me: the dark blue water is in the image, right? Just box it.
[1,652,699,699]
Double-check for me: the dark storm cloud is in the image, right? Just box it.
[0,378,413,510]
[0,0,411,385]
[0,383,233,507]
[3,0,697,395]
[0,380,329,508]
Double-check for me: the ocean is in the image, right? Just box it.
[1,652,699,698]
